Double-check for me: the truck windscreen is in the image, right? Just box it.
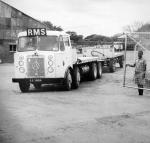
[38,36,59,51]
[18,36,59,52]
[18,37,37,52]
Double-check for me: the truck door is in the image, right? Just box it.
[55,36,66,78]
[55,36,71,78]
[63,36,72,67]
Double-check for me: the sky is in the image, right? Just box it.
[2,0,150,37]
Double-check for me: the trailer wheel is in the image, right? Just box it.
[33,83,41,89]
[64,69,72,91]
[119,57,124,68]
[19,80,30,93]
[97,62,102,78]
[72,67,80,89]
[109,59,116,73]
[90,63,97,80]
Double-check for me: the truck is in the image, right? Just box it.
[12,28,124,92]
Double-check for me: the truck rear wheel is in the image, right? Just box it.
[90,63,97,80]
[64,69,72,91]
[109,59,116,73]
[19,80,30,93]
[97,62,102,78]
[72,67,80,89]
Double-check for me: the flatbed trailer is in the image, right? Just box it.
[103,52,124,72]
[78,45,124,72]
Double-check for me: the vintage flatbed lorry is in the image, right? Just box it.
[12,28,124,92]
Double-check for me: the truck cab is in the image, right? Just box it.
[12,28,77,92]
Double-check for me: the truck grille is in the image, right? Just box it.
[27,57,45,77]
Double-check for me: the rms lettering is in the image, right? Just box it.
[27,28,47,36]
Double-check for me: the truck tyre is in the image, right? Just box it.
[33,83,41,89]
[72,67,80,89]
[64,69,72,91]
[19,80,30,93]
[97,62,102,78]
[109,59,116,73]
[119,57,123,68]
[90,63,97,80]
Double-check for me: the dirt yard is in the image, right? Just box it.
[0,51,150,143]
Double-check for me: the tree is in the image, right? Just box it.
[137,23,150,32]
[42,21,63,31]
[66,31,83,43]
[123,21,144,32]
[84,34,112,44]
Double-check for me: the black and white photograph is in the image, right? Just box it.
[0,0,150,142]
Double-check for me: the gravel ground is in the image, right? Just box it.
[0,51,150,143]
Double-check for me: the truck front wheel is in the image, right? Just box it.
[72,67,81,89]
[33,83,41,89]
[64,70,72,91]
[19,80,30,93]
[90,63,97,80]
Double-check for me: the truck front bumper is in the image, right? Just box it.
[12,78,64,84]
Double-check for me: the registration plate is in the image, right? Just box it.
[30,78,42,82]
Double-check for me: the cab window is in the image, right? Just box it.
[59,36,65,51]
[63,37,70,47]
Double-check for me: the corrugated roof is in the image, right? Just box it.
[0,0,47,28]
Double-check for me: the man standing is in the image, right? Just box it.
[126,50,147,95]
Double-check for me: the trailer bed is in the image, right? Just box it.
[76,56,104,64]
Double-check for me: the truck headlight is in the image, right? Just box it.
[48,60,53,66]
[19,61,24,66]
[48,67,54,73]
[19,67,25,73]
[48,55,53,60]
[19,56,24,61]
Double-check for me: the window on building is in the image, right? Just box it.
[5,18,11,29]
[9,44,16,52]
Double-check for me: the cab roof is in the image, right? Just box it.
[18,30,69,37]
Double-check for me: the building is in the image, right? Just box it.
[117,34,135,51]
[0,0,47,63]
